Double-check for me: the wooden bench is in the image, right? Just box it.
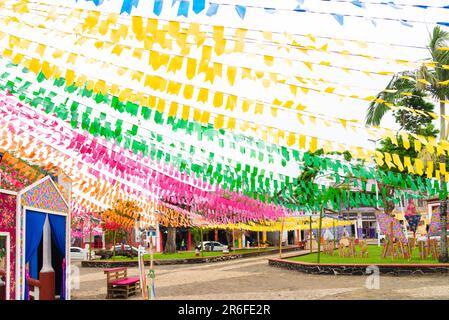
[104,267,140,299]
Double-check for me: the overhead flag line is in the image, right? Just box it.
[66,0,449,27]
[16,0,432,52]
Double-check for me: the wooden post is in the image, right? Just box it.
[187,230,191,251]
[333,219,336,250]
[257,231,260,251]
[112,230,117,258]
[89,217,93,260]
[317,207,324,263]
[279,218,285,258]
[309,216,313,254]
[232,230,235,253]
[200,228,204,257]
[388,220,394,260]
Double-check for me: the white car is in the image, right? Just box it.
[70,247,90,260]
[196,241,227,252]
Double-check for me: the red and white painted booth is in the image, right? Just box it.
[0,158,71,300]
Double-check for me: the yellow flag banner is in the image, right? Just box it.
[209,217,355,232]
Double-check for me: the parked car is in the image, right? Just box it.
[196,241,227,252]
[70,247,91,260]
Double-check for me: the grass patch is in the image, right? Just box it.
[289,245,443,265]
[104,247,274,261]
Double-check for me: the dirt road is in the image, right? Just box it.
[71,253,449,300]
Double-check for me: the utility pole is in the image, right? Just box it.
[317,206,324,263]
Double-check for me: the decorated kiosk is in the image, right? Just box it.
[0,153,71,300]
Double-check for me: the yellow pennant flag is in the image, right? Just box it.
[414,158,424,175]
[213,92,223,108]
[168,102,178,117]
[182,105,190,120]
[200,111,210,124]
[255,103,264,115]
[227,117,236,129]
[186,58,197,80]
[214,114,224,129]
[157,99,165,113]
[225,95,237,111]
[183,85,194,99]
[287,133,296,147]
[303,61,313,71]
[309,137,318,153]
[242,99,251,112]
[227,66,237,86]
[427,161,434,178]
[197,88,209,103]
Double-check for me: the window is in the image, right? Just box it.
[71,248,80,253]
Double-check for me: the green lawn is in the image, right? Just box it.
[105,247,274,261]
[289,245,444,265]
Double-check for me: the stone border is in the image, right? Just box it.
[81,246,303,268]
[268,257,449,276]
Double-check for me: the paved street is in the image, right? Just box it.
[71,253,449,300]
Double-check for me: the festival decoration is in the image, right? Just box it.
[67,0,449,27]
[1,57,448,185]
[0,0,448,279]
[376,211,407,243]
[429,207,449,237]
[1,86,445,217]
[404,199,421,235]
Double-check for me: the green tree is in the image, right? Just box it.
[366,26,449,262]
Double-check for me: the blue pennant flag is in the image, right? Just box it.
[153,0,163,15]
[294,5,306,12]
[192,0,205,14]
[332,13,344,25]
[264,7,277,14]
[177,0,189,17]
[437,22,449,27]
[235,5,246,19]
[120,0,139,14]
[400,19,413,27]
[351,0,364,8]
[82,0,105,5]
[387,1,400,9]
[206,3,219,17]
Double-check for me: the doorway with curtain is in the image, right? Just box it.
[25,209,67,300]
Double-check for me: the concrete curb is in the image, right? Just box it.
[268,257,449,276]
[81,246,304,268]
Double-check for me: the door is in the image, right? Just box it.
[0,233,10,300]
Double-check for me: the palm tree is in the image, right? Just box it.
[366,26,449,262]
